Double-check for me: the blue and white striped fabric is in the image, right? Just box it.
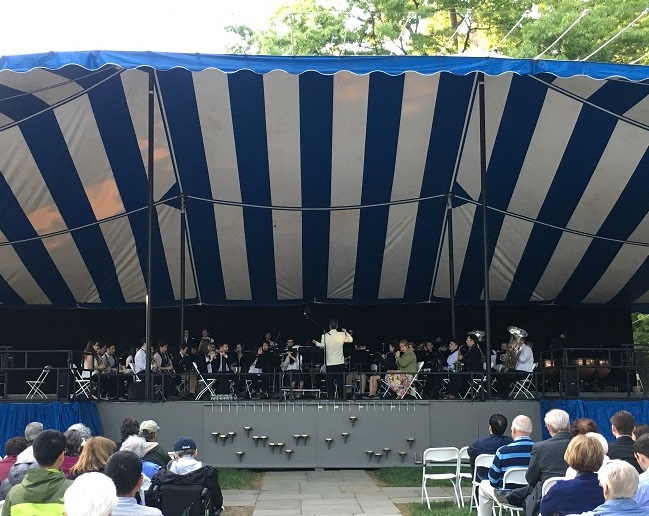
[0,52,647,308]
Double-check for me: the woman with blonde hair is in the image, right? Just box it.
[540,434,605,516]
[68,436,116,480]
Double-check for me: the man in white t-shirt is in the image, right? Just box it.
[316,319,353,399]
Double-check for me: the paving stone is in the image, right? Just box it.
[300,486,343,495]
[260,481,301,491]
[223,489,260,496]
[255,499,301,510]
[253,510,301,516]
[257,493,323,500]
[340,485,382,494]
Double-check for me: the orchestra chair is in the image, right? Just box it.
[492,467,528,516]
[421,447,462,509]
[193,362,216,400]
[26,366,52,399]
[541,476,565,497]
[468,453,495,512]
[397,362,424,400]
[70,364,91,399]
[509,364,537,399]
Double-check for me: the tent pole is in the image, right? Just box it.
[447,194,457,339]
[478,71,493,394]
[145,68,155,402]
[179,194,186,348]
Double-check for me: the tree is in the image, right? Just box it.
[225,0,648,64]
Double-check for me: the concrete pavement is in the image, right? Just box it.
[222,469,463,515]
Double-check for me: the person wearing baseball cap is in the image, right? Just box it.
[149,435,223,514]
[139,421,169,468]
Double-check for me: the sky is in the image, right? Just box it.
[2,0,286,56]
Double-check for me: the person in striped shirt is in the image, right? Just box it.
[477,415,534,516]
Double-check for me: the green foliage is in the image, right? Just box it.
[633,313,649,346]
[225,0,648,63]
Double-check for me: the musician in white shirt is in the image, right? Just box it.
[445,340,460,371]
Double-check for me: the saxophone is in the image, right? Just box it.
[501,326,528,372]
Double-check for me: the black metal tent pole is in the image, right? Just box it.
[447,194,457,339]
[478,72,493,392]
[179,194,186,348]
[145,68,155,402]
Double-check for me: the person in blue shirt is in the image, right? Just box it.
[104,451,162,515]
[540,434,605,516]
[634,434,649,507]
[578,460,649,515]
[477,415,534,516]
[468,414,513,482]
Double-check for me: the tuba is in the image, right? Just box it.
[501,326,528,372]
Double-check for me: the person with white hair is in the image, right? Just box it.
[67,424,92,443]
[119,435,159,487]
[63,472,117,516]
[578,460,649,515]
[15,422,43,464]
[495,409,572,516]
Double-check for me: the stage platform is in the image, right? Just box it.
[97,399,543,469]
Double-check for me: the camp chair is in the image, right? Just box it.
[469,453,495,511]
[493,467,528,516]
[70,364,92,398]
[509,364,537,399]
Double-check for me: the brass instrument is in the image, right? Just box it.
[470,330,486,341]
[501,326,528,372]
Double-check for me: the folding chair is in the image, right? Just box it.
[469,453,495,512]
[421,447,461,509]
[509,364,537,399]
[193,362,216,400]
[397,362,425,400]
[493,467,528,516]
[541,476,565,497]
[456,445,472,507]
[70,364,92,399]
[26,366,51,399]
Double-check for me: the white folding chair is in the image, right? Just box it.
[193,362,216,400]
[421,447,461,509]
[510,364,537,399]
[494,467,528,516]
[469,453,495,512]
[541,476,565,497]
[26,366,52,399]
[71,364,92,398]
[457,445,472,507]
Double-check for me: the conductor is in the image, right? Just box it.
[317,319,353,399]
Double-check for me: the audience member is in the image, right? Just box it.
[68,436,116,480]
[61,429,82,478]
[1,429,72,515]
[104,451,162,515]
[477,415,534,516]
[540,434,605,516]
[565,432,609,479]
[117,418,140,449]
[634,434,649,506]
[120,435,160,487]
[15,422,43,464]
[571,418,600,436]
[609,411,642,473]
[468,414,513,481]
[496,409,572,516]
[140,421,169,468]
[67,424,92,443]
[63,471,117,516]
[0,438,28,483]
[578,460,649,515]
[150,436,223,514]
[635,425,649,442]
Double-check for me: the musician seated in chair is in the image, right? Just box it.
[445,333,484,399]
[381,340,418,398]
[149,436,223,515]
[494,337,534,398]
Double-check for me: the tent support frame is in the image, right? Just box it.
[145,68,156,402]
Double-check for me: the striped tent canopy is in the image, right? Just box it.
[0,52,648,308]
